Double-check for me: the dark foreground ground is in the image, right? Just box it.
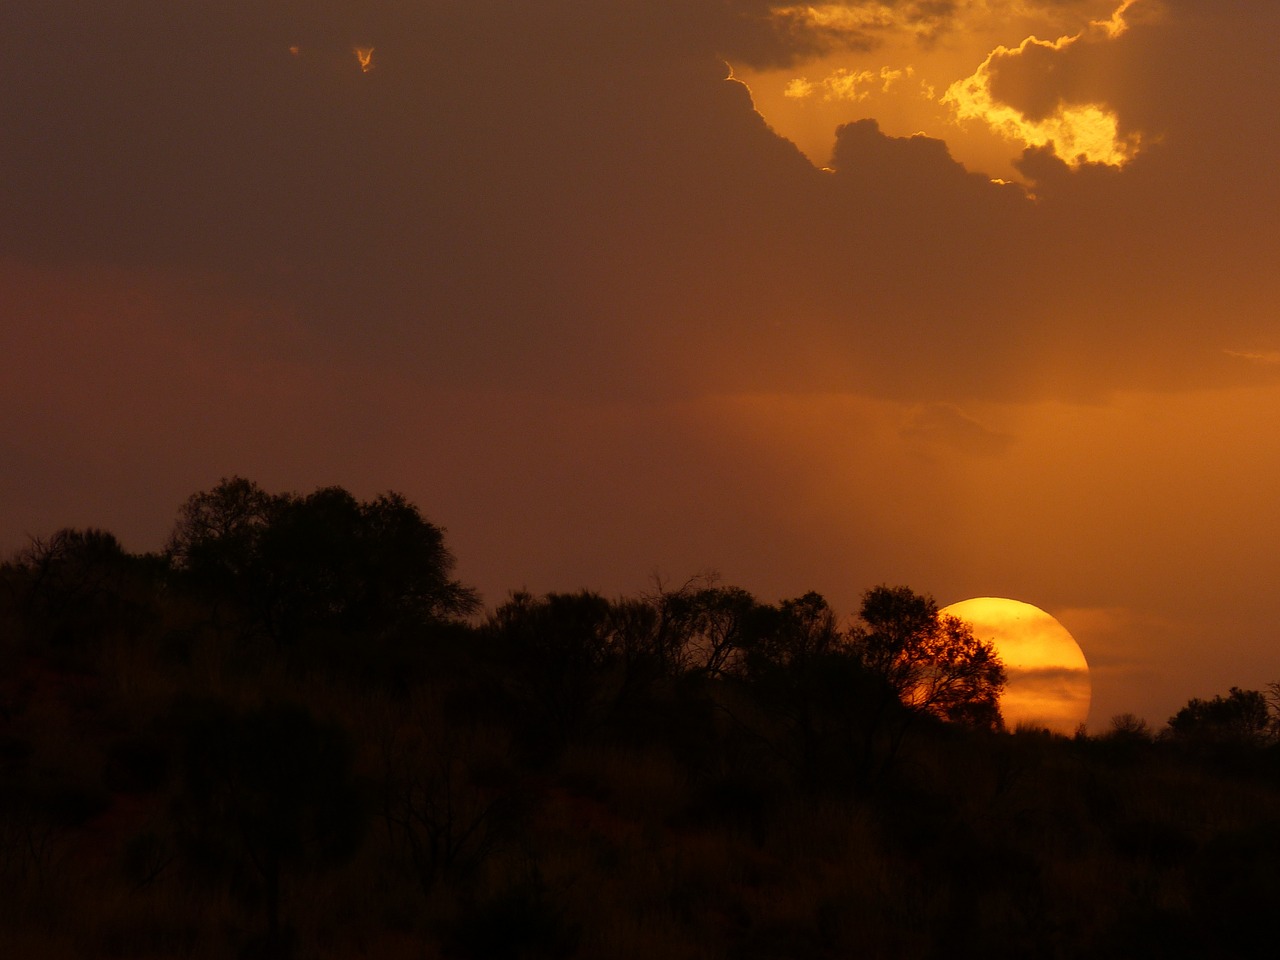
[3,625,1278,960]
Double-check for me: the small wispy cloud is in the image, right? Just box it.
[785,65,912,102]
[1223,348,1280,364]
[900,403,1014,456]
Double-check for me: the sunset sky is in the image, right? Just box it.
[3,0,1278,728]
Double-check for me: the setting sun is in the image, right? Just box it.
[943,598,1091,733]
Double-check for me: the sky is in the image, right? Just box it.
[3,0,1278,728]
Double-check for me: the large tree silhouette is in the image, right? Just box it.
[838,586,1006,780]
[849,585,1006,730]
[167,478,479,651]
[736,592,888,792]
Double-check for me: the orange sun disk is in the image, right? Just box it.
[941,597,1092,734]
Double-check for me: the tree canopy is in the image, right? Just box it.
[166,478,479,647]
[1167,686,1273,746]
[849,585,1006,731]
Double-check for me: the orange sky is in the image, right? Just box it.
[3,1,1278,728]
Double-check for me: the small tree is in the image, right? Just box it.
[380,705,520,897]
[1166,687,1272,746]
[486,590,617,747]
[657,582,763,679]
[1107,713,1154,743]
[5,528,161,656]
[849,585,1006,730]
[739,593,883,793]
[742,591,842,675]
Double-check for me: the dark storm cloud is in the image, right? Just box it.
[3,0,1279,406]
[0,2,828,391]
[992,0,1280,391]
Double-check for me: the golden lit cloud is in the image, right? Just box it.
[1093,0,1141,38]
[945,82,1136,167]
[784,77,815,98]
[737,2,1138,176]
[770,2,953,41]
[354,46,375,73]
[942,1,1142,167]
[786,65,911,102]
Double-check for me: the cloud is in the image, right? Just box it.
[1007,665,1093,688]
[4,0,1280,412]
[942,0,1145,166]
[1224,350,1280,365]
[769,2,963,47]
[785,65,913,101]
[1003,664,1092,730]
[3,0,1280,660]
[901,404,1015,456]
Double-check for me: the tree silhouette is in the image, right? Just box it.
[656,581,762,679]
[1167,686,1272,746]
[380,708,520,897]
[849,585,1006,730]
[4,527,161,657]
[836,586,1006,781]
[738,592,888,792]
[742,591,842,674]
[487,590,617,748]
[165,477,274,589]
[1107,713,1154,742]
[167,478,479,653]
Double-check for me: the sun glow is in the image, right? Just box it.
[943,597,1092,733]
[942,2,1143,168]
[1096,0,1142,39]
[944,75,1136,168]
[738,1,1143,176]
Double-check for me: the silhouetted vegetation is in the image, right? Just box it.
[1166,686,1271,746]
[2,478,1279,958]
